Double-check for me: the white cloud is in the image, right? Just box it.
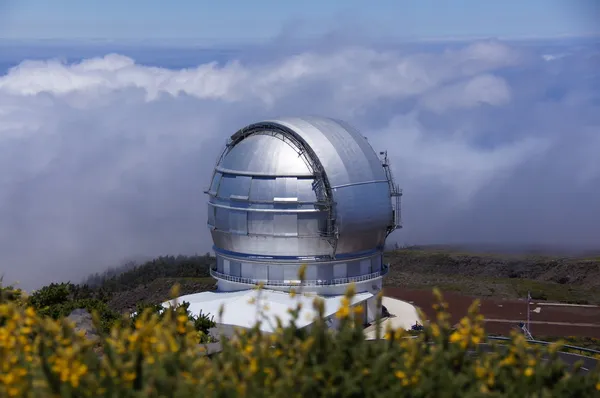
[0,39,598,290]
[420,74,512,113]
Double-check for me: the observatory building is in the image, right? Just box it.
[168,116,402,332]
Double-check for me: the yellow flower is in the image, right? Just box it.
[524,367,534,377]
[596,382,600,391]
[394,329,405,340]
[449,331,462,343]
[395,370,406,379]
[298,264,307,280]
[353,305,364,316]
[499,355,516,367]
[176,314,187,323]
[336,306,350,319]
[249,358,258,374]
[345,283,356,297]
[2,372,15,384]
[475,366,486,379]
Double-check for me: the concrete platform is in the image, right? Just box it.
[164,289,374,333]
[364,297,420,340]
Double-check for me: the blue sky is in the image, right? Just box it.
[0,0,598,41]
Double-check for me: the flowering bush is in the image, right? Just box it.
[1,282,599,397]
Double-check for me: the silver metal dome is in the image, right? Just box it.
[205,116,401,293]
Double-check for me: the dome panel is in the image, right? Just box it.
[219,133,312,176]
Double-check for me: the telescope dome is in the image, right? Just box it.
[206,116,401,295]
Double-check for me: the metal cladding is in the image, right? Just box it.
[205,116,402,291]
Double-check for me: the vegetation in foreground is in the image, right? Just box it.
[0,280,216,343]
[1,279,599,397]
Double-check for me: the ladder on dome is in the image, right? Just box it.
[380,151,402,237]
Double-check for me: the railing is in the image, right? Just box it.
[210,264,389,287]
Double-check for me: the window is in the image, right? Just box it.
[333,263,347,279]
[371,256,381,272]
[268,265,284,281]
[317,265,333,281]
[347,261,360,277]
[304,265,318,281]
[360,259,372,275]
[229,261,241,277]
[241,263,253,279]
[223,259,230,274]
[284,266,299,281]
[254,264,268,281]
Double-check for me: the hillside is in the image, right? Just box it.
[72,246,600,314]
[78,254,216,313]
[384,247,600,304]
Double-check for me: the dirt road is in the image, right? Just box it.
[384,287,600,338]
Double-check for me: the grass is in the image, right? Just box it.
[383,246,600,305]
[384,272,599,304]
[390,245,600,263]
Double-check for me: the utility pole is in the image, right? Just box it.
[519,291,533,340]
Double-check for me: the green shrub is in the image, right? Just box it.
[130,298,216,343]
[26,282,120,333]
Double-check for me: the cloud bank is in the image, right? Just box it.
[0,39,599,290]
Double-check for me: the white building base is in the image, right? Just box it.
[163,288,376,334]
[364,297,420,340]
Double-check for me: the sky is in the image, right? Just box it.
[0,0,599,41]
[0,2,599,291]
